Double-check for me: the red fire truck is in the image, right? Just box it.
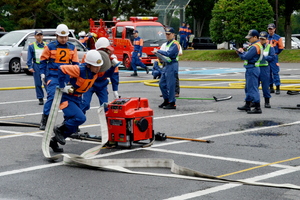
[89,16,167,70]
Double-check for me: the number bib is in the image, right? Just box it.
[55,48,70,64]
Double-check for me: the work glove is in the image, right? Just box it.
[60,85,74,94]
[113,91,119,99]
[40,74,46,85]
[263,51,269,56]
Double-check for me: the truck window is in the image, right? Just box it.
[126,28,134,43]
[116,26,123,38]
[135,26,167,46]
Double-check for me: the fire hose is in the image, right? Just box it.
[39,88,300,190]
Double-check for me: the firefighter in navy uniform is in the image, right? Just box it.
[267,23,284,94]
[81,37,121,114]
[258,31,275,108]
[130,30,149,76]
[236,29,263,114]
[152,27,180,109]
[179,22,187,50]
[50,50,103,152]
[26,30,47,105]
[39,24,79,130]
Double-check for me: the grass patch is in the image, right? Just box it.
[180,49,300,63]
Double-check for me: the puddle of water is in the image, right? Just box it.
[244,120,283,128]
[248,132,287,137]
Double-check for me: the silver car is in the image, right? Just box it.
[0,29,75,74]
[21,36,88,75]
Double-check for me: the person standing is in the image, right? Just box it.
[39,24,79,130]
[152,27,180,109]
[26,30,47,105]
[236,29,263,114]
[52,50,103,151]
[179,22,187,50]
[185,24,192,49]
[267,23,284,94]
[130,30,149,76]
[258,31,275,108]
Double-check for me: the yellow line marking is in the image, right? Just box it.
[217,156,300,178]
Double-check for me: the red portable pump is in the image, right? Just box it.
[106,97,154,147]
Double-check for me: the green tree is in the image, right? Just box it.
[210,0,274,47]
[186,0,215,37]
[62,0,157,34]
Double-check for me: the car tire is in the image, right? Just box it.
[9,58,21,74]
[123,54,132,70]
[24,69,33,75]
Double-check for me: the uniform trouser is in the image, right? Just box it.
[32,63,46,99]
[61,96,86,138]
[43,76,59,115]
[269,55,280,86]
[131,52,147,71]
[244,66,260,103]
[159,62,178,103]
[180,35,187,49]
[259,66,271,98]
[81,79,109,114]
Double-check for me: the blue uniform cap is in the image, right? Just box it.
[35,30,43,35]
[268,23,276,29]
[133,30,138,33]
[259,31,268,39]
[165,27,175,34]
[245,29,259,39]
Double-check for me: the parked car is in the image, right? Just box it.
[192,37,217,49]
[21,36,88,75]
[0,32,7,38]
[0,29,76,74]
[292,37,300,49]
[281,37,299,49]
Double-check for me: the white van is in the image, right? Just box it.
[0,29,75,73]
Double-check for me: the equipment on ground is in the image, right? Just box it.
[106,97,154,147]
[176,96,232,102]
[155,132,213,143]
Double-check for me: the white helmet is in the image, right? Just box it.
[78,31,86,37]
[95,37,110,50]
[56,24,69,36]
[85,50,103,67]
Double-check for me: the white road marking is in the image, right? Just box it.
[164,166,300,200]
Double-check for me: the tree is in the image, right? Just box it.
[62,0,157,34]
[186,0,215,37]
[210,0,274,47]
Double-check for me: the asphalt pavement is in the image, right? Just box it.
[0,61,300,200]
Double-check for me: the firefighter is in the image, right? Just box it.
[185,24,192,49]
[81,37,121,114]
[130,30,149,76]
[236,29,262,114]
[259,31,276,108]
[39,24,79,130]
[51,50,103,151]
[26,30,47,105]
[179,22,187,50]
[152,27,180,109]
[78,31,89,48]
[267,23,284,94]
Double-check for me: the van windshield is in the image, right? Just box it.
[0,32,28,46]
[137,26,167,43]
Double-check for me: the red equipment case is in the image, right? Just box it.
[106,97,154,147]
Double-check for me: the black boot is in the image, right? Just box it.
[264,98,271,108]
[131,71,138,76]
[49,137,64,152]
[237,101,251,111]
[270,84,275,93]
[164,102,176,109]
[247,103,262,114]
[145,67,149,74]
[39,114,48,130]
[159,99,169,108]
[53,123,67,145]
[275,85,280,94]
